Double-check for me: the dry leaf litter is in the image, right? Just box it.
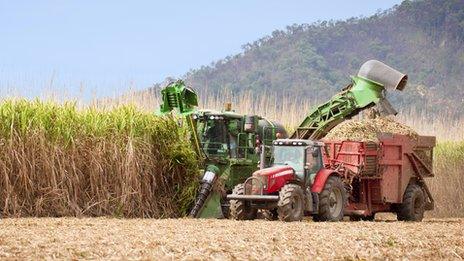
[0,218,462,260]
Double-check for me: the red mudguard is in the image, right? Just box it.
[311,168,337,193]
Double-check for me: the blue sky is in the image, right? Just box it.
[0,0,402,99]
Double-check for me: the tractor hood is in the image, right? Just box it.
[253,165,294,177]
[252,165,295,194]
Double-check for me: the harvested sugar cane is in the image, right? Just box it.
[324,117,418,142]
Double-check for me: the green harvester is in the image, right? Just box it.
[158,80,287,218]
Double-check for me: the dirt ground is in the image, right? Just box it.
[0,218,463,260]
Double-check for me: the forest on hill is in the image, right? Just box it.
[152,0,464,115]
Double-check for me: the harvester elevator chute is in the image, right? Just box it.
[291,60,408,140]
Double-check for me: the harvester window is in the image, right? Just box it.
[200,119,228,156]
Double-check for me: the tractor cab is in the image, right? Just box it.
[271,139,323,185]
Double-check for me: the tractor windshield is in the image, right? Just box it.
[273,146,305,174]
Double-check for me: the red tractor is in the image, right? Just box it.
[227,134,435,222]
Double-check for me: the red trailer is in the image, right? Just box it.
[322,134,435,221]
[227,134,436,222]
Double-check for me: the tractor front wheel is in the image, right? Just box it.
[315,176,346,222]
[229,184,257,220]
[277,184,305,222]
[397,183,425,221]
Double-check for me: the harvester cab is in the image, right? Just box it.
[158,80,287,219]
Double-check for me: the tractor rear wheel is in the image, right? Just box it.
[315,176,346,222]
[397,183,425,221]
[277,184,305,222]
[229,184,257,220]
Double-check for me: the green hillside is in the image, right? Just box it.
[169,0,463,114]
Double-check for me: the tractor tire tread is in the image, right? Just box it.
[229,184,257,220]
[397,183,425,222]
[315,176,346,222]
[277,184,304,222]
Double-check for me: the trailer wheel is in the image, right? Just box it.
[397,183,425,221]
[229,184,257,220]
[277,184,305,222]
[315,176,346,222]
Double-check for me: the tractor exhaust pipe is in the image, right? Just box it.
[357,60,408,91]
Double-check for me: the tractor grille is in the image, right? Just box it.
[251,176,267,195]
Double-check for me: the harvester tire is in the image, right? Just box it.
[277,184,305,222]
[229,184,257,220]
[315,176,346,222]
[397,183,425,221]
